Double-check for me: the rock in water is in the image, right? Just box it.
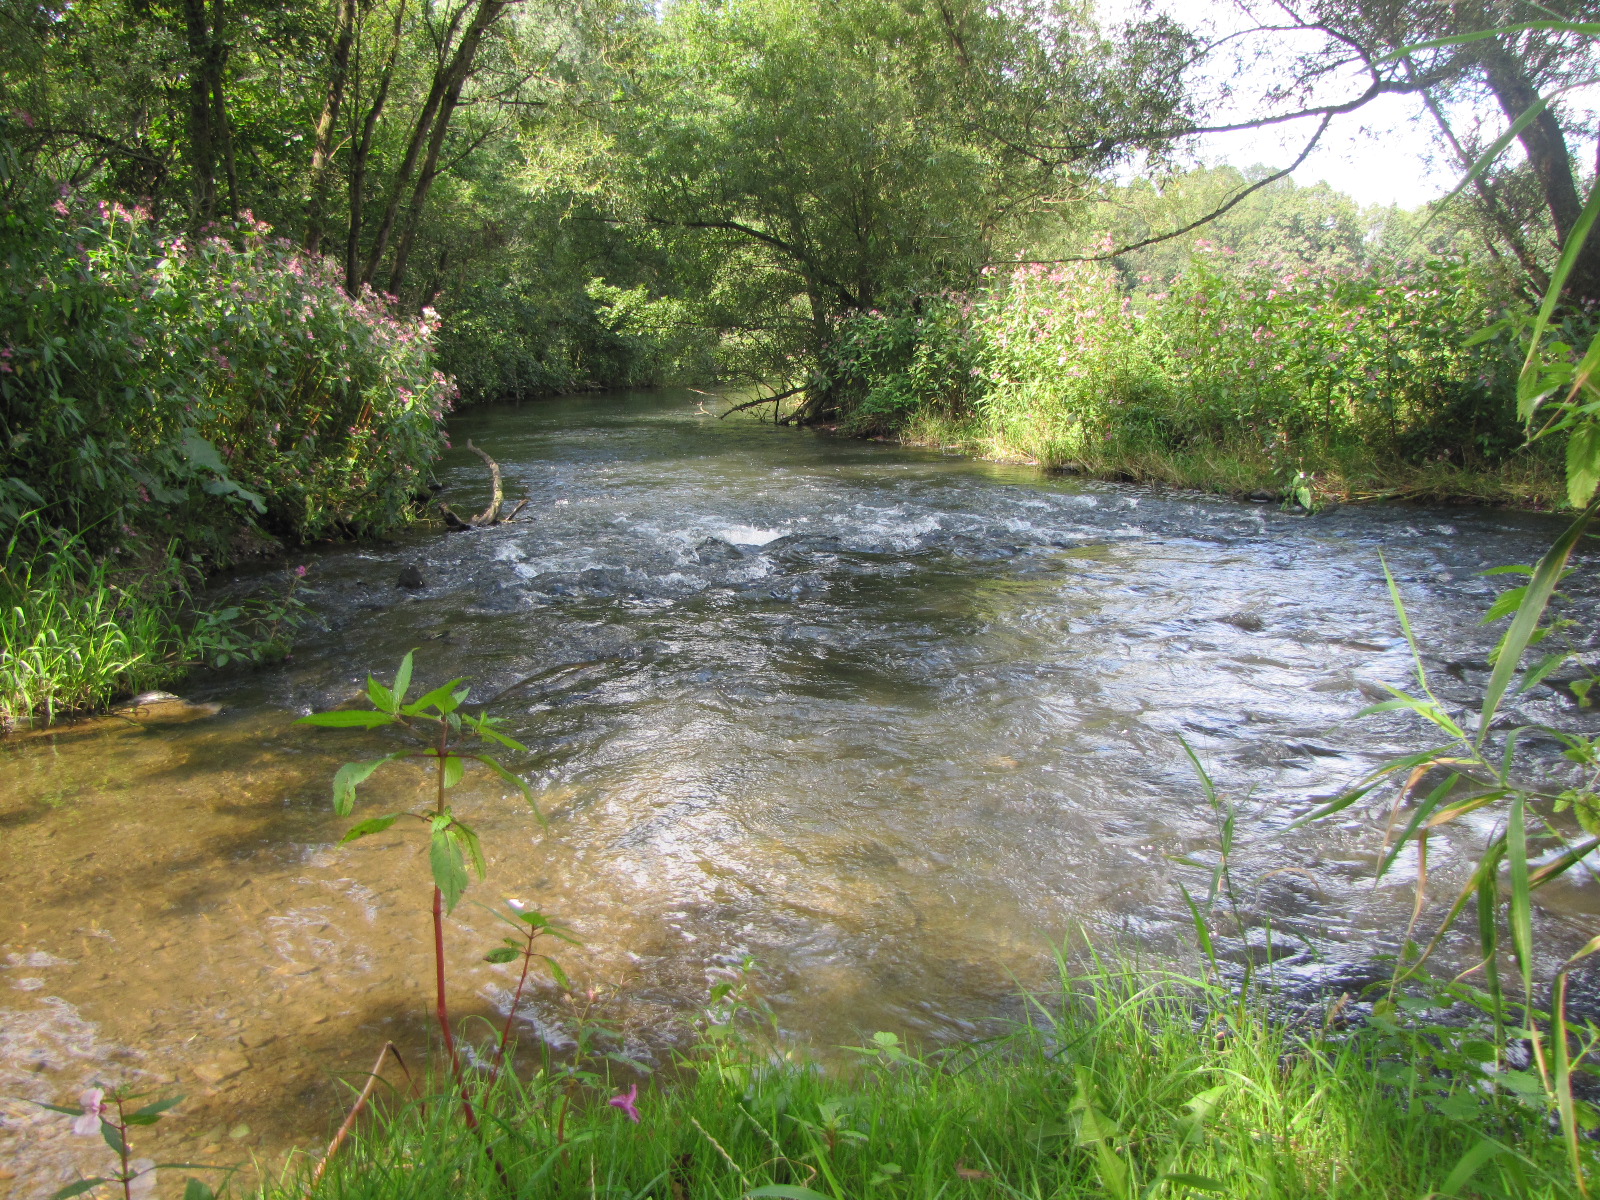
[396,564,426,589]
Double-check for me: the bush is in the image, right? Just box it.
[826,250,1534,488]
[0,194,451,563]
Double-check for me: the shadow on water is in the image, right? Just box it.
[5,388,1600,1195]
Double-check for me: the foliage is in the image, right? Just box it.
[0,193,451,560]
[585,0,1194,407]
[287,957,1586,1200]
[0,518,307,728]
[35,1086,222,1200]
[825,251,1540,498]
[298,651,553,1140]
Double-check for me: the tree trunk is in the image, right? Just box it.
[1481,38,1600,306]
[367,0,510,292]
[181,0,217,220]
[305,0,361,251]
[210,0,238,217]
[358,0,475,287]
[345,0,406,292]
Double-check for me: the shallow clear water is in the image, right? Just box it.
[5,390,1599,1195]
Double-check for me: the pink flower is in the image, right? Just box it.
[608,1084,640,1123]
[294,565,308,578]
[72,1089,108,1135]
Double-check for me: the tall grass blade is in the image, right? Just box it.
[1479,500,1600,742]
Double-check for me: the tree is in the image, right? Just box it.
[1149,0,1600,306]
[587,0,1194,419]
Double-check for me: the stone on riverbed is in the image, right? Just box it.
[396,564,426,589]
[193,1049,250,1084]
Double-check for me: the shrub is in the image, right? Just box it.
[0,194,451,563]
[826,250,1530,480]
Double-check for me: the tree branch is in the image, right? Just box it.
[989,113,1334,267]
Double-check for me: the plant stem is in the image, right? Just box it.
[493,928,537,1076]
[433,882,461,1075]
[115,1097,130,1200]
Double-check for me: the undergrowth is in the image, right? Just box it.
[0,520,307,728]
[900,413,1567,508]
[281,958,1583,1200]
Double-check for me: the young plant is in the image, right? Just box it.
[38,1087,221,1200]
[298,651,542,1117]
[480,902,579,1076]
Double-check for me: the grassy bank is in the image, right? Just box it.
[0,523,307,728]
[897,413,1567,509]
[823,254,1570,509]
[283,962,1582,1200]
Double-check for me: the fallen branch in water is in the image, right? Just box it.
[439,441,527,530]
[719,385,804,420]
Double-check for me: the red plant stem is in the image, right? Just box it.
[115,1098,131,1200]
[494,931,537,1074]
[433,883,461,1073]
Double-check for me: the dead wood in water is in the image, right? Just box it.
[439,439,525,530]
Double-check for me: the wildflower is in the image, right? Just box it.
[72,1089,108,1135]
[294,565,308,578]
[608,1084,641,1123]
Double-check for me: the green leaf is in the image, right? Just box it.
[50,1180,108,1200]
[474,720,530,752]
[1519,651,1569,694]
[453,819,488,879]
[484,946,520,964]
[298,710,396,729]
[1480,585,1529,626]
[442,754,464,789]
[542,955,573,990]
[340,813,405,844]
[1569,422,1600,507]
[34,1102,85,1115]
[1162,1175,1227,1194]
[1522,183,1600,419]
[101,1120,125,1154]
[331,754,406,817]
[183,1179,216,1200]
[1436,1138,1503,1197]
[745,1189,835,1200]
[392,652,414,708]
[472,755,541,820]
[367,676,396,714]
[401,679,467,717]
[1508,795,1535,1013]
[431,828,469,913]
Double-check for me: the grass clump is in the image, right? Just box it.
[0,520,306,728]
[287,960,1583,1200]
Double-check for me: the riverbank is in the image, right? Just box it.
[891,414,1569,510]
[286,962,1584,1200]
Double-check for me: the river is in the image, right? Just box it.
[3,389,1598,1195]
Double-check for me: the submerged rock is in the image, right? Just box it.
[396,564,426,589]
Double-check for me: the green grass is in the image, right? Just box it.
[0,530,190,728]
[899,414,1567,510]
[283,961,1584,1200]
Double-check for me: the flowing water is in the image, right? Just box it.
[5,389,1600,1194]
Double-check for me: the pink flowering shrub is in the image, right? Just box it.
[0,196,450,560]
[825,253,1522,468]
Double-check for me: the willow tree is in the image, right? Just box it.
[587,0,1193,420]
